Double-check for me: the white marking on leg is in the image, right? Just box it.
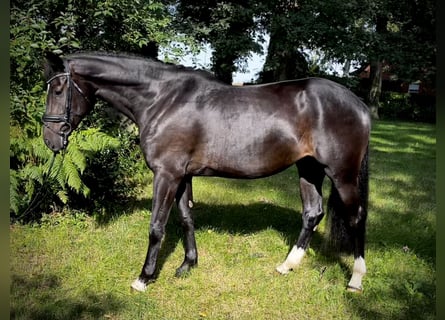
[276,246,305,274]
[347,256,366,292]
[188,200,194,208]
[131,278,147,292]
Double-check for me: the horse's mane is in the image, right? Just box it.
[65,51,219,82]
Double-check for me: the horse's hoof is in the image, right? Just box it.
[175,260,197,278]
[175,268,191,278]
[276,264,291,275]
[131,278,147,292]
[346,285,363,293]
[175,265,196,278]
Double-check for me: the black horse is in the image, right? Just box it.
[43,52,370,293]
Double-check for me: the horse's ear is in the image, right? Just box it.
[44,51,65,77]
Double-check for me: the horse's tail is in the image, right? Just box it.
[327,144,369,253]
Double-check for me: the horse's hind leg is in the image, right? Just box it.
[277,157,325,274]
[336,183,367,292]
[327,175,367,292]
[175,176,198,277]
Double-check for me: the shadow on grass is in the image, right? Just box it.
[10,274,125,320]
[368,122,435,264]
[125,196,436,320]
[127,197,353,284]
[348,275,436,320]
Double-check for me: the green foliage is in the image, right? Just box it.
[254,0,435,91]
[380,92,436,123]
[175,0,262,82]
[9,0,177,221]
[10,128,121,219]
[67,124,151,221]
[80,0,178,53]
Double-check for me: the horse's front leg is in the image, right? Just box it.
[131,170,180,292]
[175,176,198,277]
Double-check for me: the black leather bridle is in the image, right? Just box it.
[42,72,90,149]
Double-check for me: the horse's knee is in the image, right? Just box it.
[149,223,165,243]
[180,214,194,229]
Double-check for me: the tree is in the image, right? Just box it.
[385,0,436,86]
[174,0,262,83]
[256,0,368,83]
[354,0,436,118]
[256,0,435,118]
[257,0,309,82]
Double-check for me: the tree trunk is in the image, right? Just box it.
[211,46,236,84]
[366,15,387,119]
[367,59,382,119]
[259,17,308,83]
[140,42,159,59]
[258,1,307,83]
[343,60,351,77]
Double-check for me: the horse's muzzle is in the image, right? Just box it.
[43,125,68,152]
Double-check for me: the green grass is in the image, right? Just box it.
[10,120,436,319]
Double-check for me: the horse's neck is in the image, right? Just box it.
[92,81,154,124]
[82,64,169,125]
[72,55,220,126]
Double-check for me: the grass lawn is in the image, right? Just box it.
[10,120,436,319]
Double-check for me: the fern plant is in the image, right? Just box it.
[10,127,120,220]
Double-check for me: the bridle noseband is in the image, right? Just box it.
[43,71,90,149]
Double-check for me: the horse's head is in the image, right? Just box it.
[43,53,93,152]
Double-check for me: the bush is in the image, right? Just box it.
[380,92,436,123]
[10,1,164,222]
[10,85,150,222]
[10,126,124,221]
[66,119,152,221]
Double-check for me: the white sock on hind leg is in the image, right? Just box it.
[347,256,366,291]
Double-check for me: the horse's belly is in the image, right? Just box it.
[188,135,302,178]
